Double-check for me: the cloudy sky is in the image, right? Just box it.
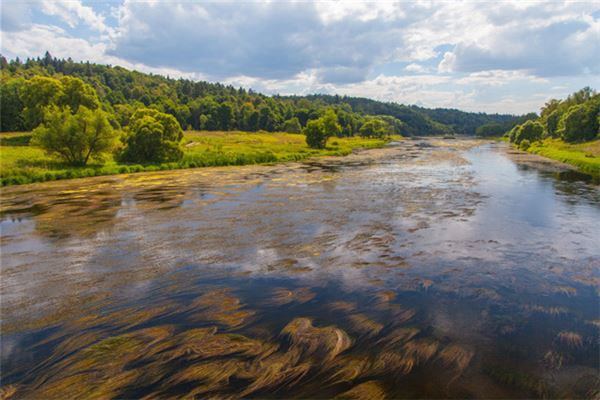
[1,1,599,114]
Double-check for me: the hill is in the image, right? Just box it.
[1,53,526,136]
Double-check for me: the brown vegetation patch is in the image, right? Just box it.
[335,380,387,400]
[281,318,353,362]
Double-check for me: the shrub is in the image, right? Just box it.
[511,120,544,145]
[32,105,117,166]
[121,108,183,163]
[519,139,531,151]
[559,102,599,143]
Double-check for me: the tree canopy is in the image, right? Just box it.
[121,108,184,163]
[32,105,117,166]
[509,87,599,145]
[1,53,528,139]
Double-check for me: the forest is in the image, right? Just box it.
[1,53,522,137]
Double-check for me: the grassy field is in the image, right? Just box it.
[526,138,600,176]
[0,131,399,186]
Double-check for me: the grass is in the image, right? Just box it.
[526,138,600,176]
[0,131,399,186]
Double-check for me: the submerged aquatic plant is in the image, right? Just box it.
[191,289,255,328]
[377,327,420,348]
[326,356,372,384]
[543,350,564,371]
[281,318,353,362]
[335,380,387,400]
[556,331,583,348]
[329,301,357,313]
[437,343,474,379]
[269,287,316,305]
[347,314,384,338]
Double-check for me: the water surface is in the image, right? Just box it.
[1,139,598,399]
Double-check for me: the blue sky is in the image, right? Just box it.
[1,0,599,114]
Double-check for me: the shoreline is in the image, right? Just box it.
[0,132,399,187]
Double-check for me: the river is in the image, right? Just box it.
[1,138,598,399]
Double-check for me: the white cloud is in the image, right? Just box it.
[40,0,109,33]
[1,0,599,114]
[405,63,428,73]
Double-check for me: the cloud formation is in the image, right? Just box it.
[1,0,599,113]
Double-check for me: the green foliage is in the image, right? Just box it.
[538,87,599,142]
[359,118,389,138]
[1,53,527,137]
[59,75,100,112]
[558,101,599,143]
[281,117,302,133]
[17,75,100,130]
[304,118,327,149]
[0,78,25,131]
[545,109,561,138]
[21,76,64,129]
[476,123,506,137]
[519,139,531,151]
[304,109,341,148]
[321,109,342,137]
[510,120,544,145]
[31,105,117,166]
[121,108,183,163]
[526,138,600,176]
[1,131,396,186]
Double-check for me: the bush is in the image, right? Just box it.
[121,108,184,163]
[281,117,302,133]
[32,105,117,166]
[359,118,389,138]
[519,139,531,151]
[559,102,599,143]
[304,109,341,149]
[304,119,327,149]
[476,123,506,137]
[510,120,544,145]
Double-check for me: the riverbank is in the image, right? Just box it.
[0,131,399,186]
[524,138,600,176]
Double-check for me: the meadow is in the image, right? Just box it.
[526,138,600,176]
[0,131,398,186]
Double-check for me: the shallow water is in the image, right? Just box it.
[1,139,599,399]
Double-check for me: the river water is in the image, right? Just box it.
[1,139,598,399]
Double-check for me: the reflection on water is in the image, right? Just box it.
[1,139,599,399]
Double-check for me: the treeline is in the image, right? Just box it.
[1,53,525,138]
[507,87,599,149]
[1,53,401,138]
[292,95,520,136]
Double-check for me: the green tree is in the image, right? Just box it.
[359,118,388,138]
[21,76,64,129]
[217,102,235,130]
[59,76,100,112]
[32,105,117,166]
[475,123,505,137]
[258,105,276,131]
[121,108,183,163]
[304,118,327,149]
[559,102,599,142]
[281,117,301,133]
[545,109,562,138]
[511,120,544,145]
[321,109,342,137]
[0,78,25,131]
[304,110,342,148]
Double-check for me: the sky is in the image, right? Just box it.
[1,0,599,114]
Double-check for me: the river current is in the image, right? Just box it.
[1,139,598,399]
